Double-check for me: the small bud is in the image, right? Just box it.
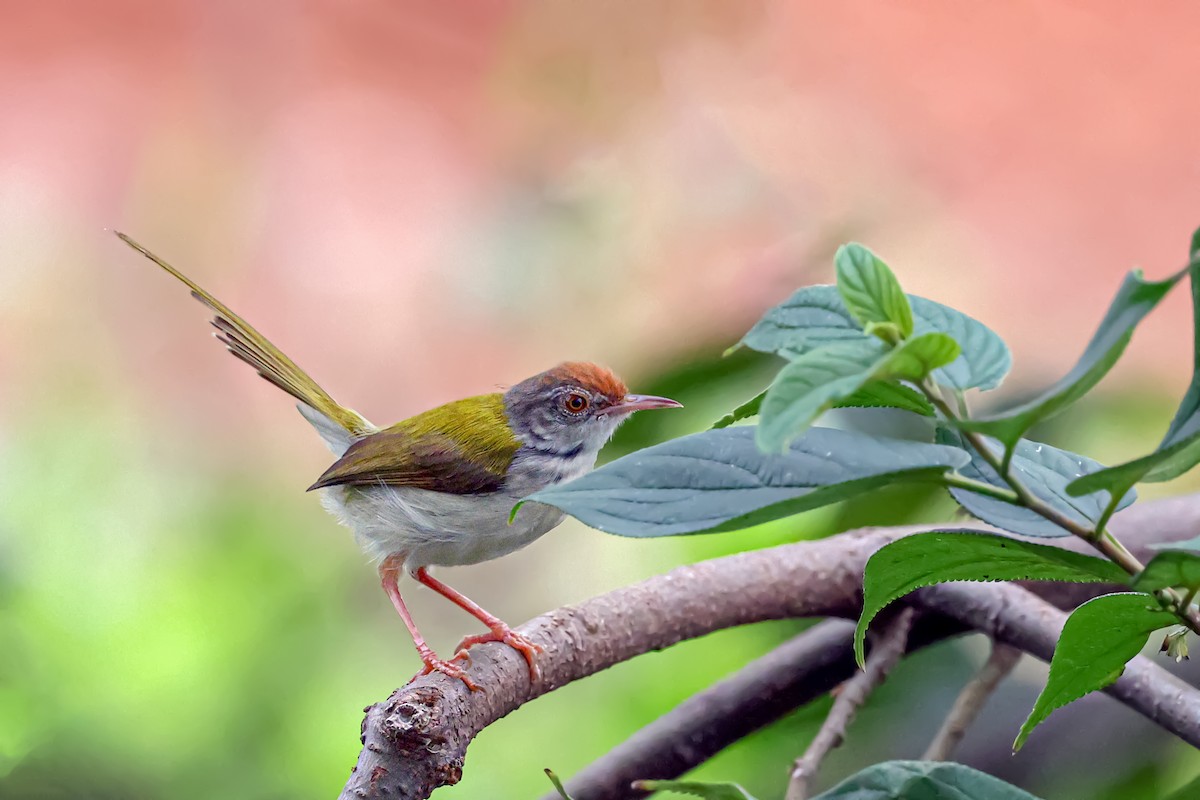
[1161,627,1190,663]
[865,321,904,346]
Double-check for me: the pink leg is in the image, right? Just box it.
[379,556,479,691]
[413,567,544,682]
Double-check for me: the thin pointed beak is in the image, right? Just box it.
[605,394,683,415]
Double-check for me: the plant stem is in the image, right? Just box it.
[1181,587,1199,614]
[1093,492,1124,539]
[923,382,1104,541]
[918,380,1200,637]
[943,474,1021,504]
[954,389,971,418]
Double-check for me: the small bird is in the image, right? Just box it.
[117,233,681,689]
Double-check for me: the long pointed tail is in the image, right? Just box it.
[117,232,376,440]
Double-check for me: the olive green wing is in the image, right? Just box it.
[307,394,522,494]
[117,232,374,437]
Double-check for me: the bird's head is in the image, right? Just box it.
[503,362,681,456]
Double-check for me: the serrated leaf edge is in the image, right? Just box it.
[854,533,1124,665]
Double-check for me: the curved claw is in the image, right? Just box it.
[456,626,544,682]
[413,654,481,692]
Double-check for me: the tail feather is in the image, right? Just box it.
[117,232,376,439]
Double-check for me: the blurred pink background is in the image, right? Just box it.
[4,1,1198,437]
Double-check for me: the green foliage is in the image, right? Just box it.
[907,297,1012,391]
[812,760,1043,799]
[835,243,914,339]
[539,229,1200,790]
[1160,260,1200,449]
[1015,592,1176,751]
[884,333,962,380]
[711,381,931,430]
[712,390,765,429]
[735,284,864,355]
[735,285,1010,392]
[835,381,936,416]
[756,340,888,450]
[1066,431,1200,503]
[756,334,958,451]
[856,532,1126,665]
[959,269,1185,457]
[525,426,969,537]
[631,779,758,799]
[1067,260,1200,498]
[937,428,1136,538]
[1130,551,1200,592]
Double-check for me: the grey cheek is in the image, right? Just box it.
[530,412,557,443]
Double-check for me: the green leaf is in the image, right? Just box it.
[1015,592,1175,751]
[1145,424,1200,483]
[1150,255,1200,479]
[1066,430,1200,502]
[525,426,970,538]
[1066,259,1200,496]
[938,428,1135,538]
[836,243,914,338]
[835,380,935,416]
[959,269,1184,453]
[757,335,959,452]
[712,391,765,429]
[855,531,1125,665]
[813,760,1042,800]
[908,297,1012,392]
[737,285,864,354]
[631,779,757,800]
[736,285,1009,391]
[712,381,932,430]
[1131,550,1200,592]
[544,769,574,800]
[756,340,886,451]
[885,333,962,380]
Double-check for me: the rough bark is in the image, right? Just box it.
[339,494,1200,800]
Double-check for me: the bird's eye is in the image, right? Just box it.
[564,392,590,413]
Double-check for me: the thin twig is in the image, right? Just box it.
[922,642,1022,761]
[785,608,915,800]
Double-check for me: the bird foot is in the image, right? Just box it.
[456,626,544,682]
[412,651,481,692]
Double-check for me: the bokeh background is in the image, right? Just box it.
[3,2,1200,798]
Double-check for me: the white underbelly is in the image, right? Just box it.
[320,484,566,569]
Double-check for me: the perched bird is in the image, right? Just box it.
[117,233,681,689]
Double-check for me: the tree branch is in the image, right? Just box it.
[339,494,1200,800]
[785,608,914,800]
[915,579,1200,749]
[921,642,1022,761]
[544,619,856,800]
[541,615,967,800]
[540,495,1200,800]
